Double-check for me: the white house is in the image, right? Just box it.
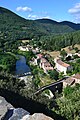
[18,46,29,51]
[55,58,72,74]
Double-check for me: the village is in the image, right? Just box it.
[18,40,80,89]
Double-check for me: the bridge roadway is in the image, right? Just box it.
[34,77,67,95]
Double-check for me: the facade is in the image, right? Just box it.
[18,46,29,51]
[40,58,53,73]
[36,54,43,59]
[63,77,75,88]
[63,73,80,88]
[75,52,80,57]
[73,73,80,84]
[55,58,72,74]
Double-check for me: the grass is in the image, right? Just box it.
[44,45,80,59]
[6,52,18,59]
[39,75,56,87]
[62,46,75,54]
[74,44,80,50]
[0,64,7,69]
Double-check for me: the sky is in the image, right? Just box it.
[1,0,80,23]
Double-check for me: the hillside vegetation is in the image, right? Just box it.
[0,7,80,52]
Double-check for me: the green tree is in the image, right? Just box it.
[48,70,59,80]
[60,49,67,58]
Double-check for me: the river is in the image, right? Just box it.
[15,55,31,76]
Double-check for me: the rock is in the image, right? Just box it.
[0,96,54,120]
[24,113,54,120]
[8,108,30,120]
[0,96,13,119]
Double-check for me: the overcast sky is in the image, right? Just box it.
[1,0,80,23]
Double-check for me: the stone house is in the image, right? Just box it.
[63,77,75,88]
[73,73,80,84]
[63,73,80,88]
[40,58,53,73]
[55,58,72,75]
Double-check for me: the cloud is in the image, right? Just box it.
[68,3,80,14]
[27,14,51,20]
[16,6,32,12]
[68,3,80,23]
[28,14,38,19]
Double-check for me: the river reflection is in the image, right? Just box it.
[15,55,31,75]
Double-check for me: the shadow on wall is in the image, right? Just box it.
[0,88,67,120]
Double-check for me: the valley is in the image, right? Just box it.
[0,6,80,120]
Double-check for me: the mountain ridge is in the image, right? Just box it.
[0,6,80,41]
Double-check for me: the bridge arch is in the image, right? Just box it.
[34,81,63,97]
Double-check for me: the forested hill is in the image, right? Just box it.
[1,7,80,52]
[35,19,80,31]
[0,6,80,40]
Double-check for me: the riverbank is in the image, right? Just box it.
[15,55,31,76]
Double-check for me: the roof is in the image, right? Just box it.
[63,77,75,85]
[73,73,80,79]
[36,54,43,59]
[45,67,53,71]
[44,62,51,66]
[41,58,47,63]
[57,59,70,68]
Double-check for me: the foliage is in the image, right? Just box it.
[70,59,80,74]
[59,72,64,79]
[54,84,80,120]
[60,49,67,58]
[0,52,16,72]
[18,50,34,62]
[48,70,59,80]
[32,30,80,51]
[0,71,25,93]
[0,7,80,53]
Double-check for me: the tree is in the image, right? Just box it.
[54,84,80,120]
[60,49,67,58]
[48,70,59,80]
[74,47,79,53]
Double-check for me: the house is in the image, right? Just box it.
[55,58,72,74]
[73,73,80,84]
[18,46,29,51]
[36,54,43,59]
[63,73,80,88]
[40,58,53,73]
[33,54,43,65]
[63,77,75,88]
[32,47,40,54]
[75,52,80,57]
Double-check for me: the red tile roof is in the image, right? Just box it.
[57,59,70,68]
[37,54,43,59]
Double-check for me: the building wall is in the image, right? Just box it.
[67,66,72,71]
[74,78,80,84]
[56,63,67,74]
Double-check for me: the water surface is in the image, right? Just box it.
[15,55,31,75]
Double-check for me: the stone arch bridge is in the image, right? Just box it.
[34,78,67,96]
